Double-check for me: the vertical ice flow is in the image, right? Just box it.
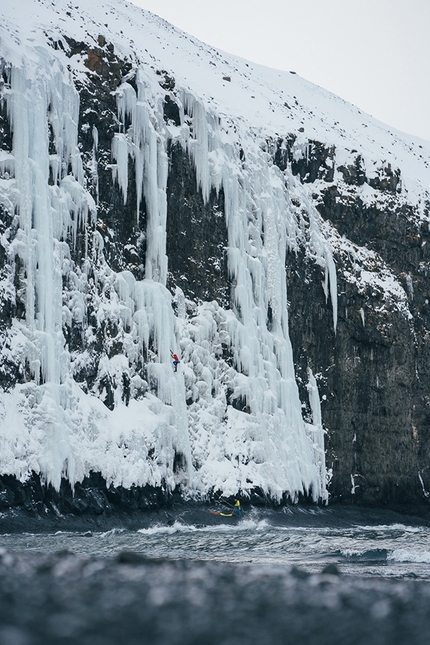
[0,37,337,501]
[3,53,96,488]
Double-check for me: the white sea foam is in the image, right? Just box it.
[388,550,430,564]
[341,549,362,557]
[355,524,425,533]
[137,518,269,536]
[137,522,198,536]
[99,528,127,539]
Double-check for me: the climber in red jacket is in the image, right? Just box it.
[170,350,180,372]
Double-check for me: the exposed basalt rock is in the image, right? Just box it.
[0,471,172,516]
[286,248,420,505]
[281,136,430,506]
[163,94,181,126]
[0,471,311,519]
[0,63,14,324]
[337,155,367,187]
[367,163,401,193]
[317,194,429,277]
[0,64,12,151]
[156,69,175,91]
[65,36,146,274]
[314,168,430,505]
[269,136,336,183]
[166,141,229,306]
[0,65,21,392]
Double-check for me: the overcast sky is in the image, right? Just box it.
[128,0,430,143]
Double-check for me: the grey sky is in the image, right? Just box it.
[128,0,430,142]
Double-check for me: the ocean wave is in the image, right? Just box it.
[388,549,430,564]
[137,522,196,536]
[137,518,269,536]
[356,524,425,533]
[340,549,388,562]
[98,528,127,538]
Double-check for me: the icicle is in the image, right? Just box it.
[306,368,328,503]
[185,97,211,202]
[114,79,169,283]
[111,133,129,204]
[92,125,99,205]
[0,47,100,488]
[291,171,338,333]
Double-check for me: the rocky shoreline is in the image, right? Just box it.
[1,471,429,535]
[1,547,430,645]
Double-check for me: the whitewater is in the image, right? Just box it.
[3,508,430,578]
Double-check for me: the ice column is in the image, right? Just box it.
[306,368,328,502]
[114,75,169,284]
[2,46,97,488]
[113,75,192,483]
[179,95,332,500]
[7,60,88,384]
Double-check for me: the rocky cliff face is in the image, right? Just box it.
[1,0,430,512]
[279,138,430,505]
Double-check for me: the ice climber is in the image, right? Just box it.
[234,499,241,516]
[171,350,180,372]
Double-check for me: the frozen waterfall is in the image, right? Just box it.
[0,31,337,502]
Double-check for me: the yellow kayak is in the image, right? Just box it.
[210,511,236,517]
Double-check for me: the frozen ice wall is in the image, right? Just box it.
[0,31,336,502]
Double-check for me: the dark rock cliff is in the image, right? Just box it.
[283,141,430,507]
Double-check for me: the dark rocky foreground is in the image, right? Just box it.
[0,548,430,645]
[1,482,430,645]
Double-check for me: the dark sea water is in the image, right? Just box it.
[1,505,430,644]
